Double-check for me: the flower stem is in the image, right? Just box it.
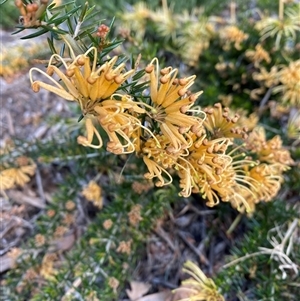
[279,0,284,21]
[226,213,243,236]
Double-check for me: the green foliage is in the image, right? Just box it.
[0,0,20,28]
[3,135,177,300]
[216,200,299,300]
[1,1,299,300]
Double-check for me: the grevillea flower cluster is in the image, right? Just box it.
[28,38,294,214]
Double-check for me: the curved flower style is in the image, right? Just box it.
[184,133,234,207]
[228,162,284,213]
[29,45,149,154]
[246,126,294,170]
[94,96,146,154]
[144,58,204,151]
[77,95,147,154]
[141,134,192,189]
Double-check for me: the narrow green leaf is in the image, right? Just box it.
[20,28,49,39]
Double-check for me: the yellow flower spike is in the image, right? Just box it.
[102,69,135,99]
[145,57,160,102]
[73,67,90,98]
[163,93,198,114]
[96,61,129,99]
[89,78,101,102]
[0,160,36,190]
[114,129,136,154]
[144,58,204,151]
[160,122,187,150]
[91,56,119,82]
[94,76,113,100]
[161,75,196,108]
[143,156,173,187]
[156,68,178,106]
[178,166,194,198]
[77,118,103,149]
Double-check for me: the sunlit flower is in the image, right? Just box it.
[231,154,286,211]
[236,110,259,131]
[273,60,300,107]
[245,43,271,66]
[173,260,224,301]
[252,66,280,87]
[30,46,135,116]
[216,162,256,213]
[144,58,204,151]
[141,135,181,187]
[269,101,290,118]
[0,158,36,190]
[185,133,234,206]
[81,180,103,209]
[246,126,294,170]
[247,163,283,202]
[203,103,248,140]
[219,25,248,50]
[30,44,145,155]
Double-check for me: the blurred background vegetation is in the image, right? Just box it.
[0,0,299,300]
